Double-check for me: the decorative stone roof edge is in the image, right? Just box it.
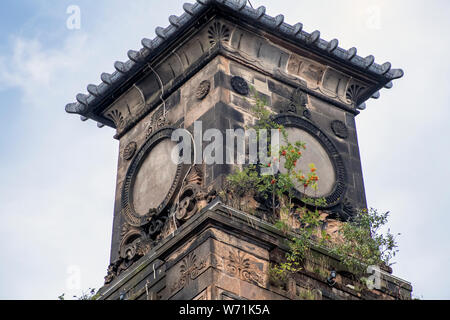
[65,0,403,126]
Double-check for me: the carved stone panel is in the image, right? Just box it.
[212,239,267,289]
[170,252,208,294]
[221,249,264,287]
[123,141,137,161]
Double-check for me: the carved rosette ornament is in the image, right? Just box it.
[330,120,348,139]
[196,80,211,100]
[123,141,137,160]
[231,76,249,96]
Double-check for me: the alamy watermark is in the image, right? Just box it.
[366,265,382,290]
[66,5,81,30]
[170,121,281,175]
[364,5,381,30]
[65,265,82,291]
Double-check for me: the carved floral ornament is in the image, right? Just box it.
[145,114,171,140]
[106,109,126,131]
[123,141,137,160]
[196,80,211,100]
[230,76,249,96]
[211,249,265,287]
[330,120,348,139]
[104,222,155,284]
[170,249,264,294]
[345,83,366,105]
[207,21,230,47]
[173,164,217,223]
[171,252,207,293]
[225,250,264,286]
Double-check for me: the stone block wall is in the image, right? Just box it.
[98,203,412,300]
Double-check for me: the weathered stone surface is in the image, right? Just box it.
[97,203,412,300]
[132,139,178,215]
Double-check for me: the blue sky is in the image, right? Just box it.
[0,0,449,300]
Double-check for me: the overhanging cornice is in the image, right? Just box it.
[65,0,404,129]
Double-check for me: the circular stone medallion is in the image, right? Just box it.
[196,80,211,100]
[123,141,137,160]
[231,76,249,96]
[280,127,336,198]
[121,128,183,226]
[274,114,347,207]
[132,139,178,215]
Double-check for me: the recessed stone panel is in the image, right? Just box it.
[132,138,178,215]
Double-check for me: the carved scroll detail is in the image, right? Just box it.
[175,165,217,222]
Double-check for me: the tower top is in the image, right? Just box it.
[65,0,403,131]
[65,1,412,299]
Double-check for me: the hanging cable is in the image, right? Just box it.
[147,63,167,118]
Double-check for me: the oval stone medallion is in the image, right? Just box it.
[280,127,336,198]
[132,138,179,216]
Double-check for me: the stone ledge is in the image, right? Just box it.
[97,200,411,300]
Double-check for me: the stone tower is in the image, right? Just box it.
[66,0,411,300]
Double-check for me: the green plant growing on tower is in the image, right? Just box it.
[226,89,400,289]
